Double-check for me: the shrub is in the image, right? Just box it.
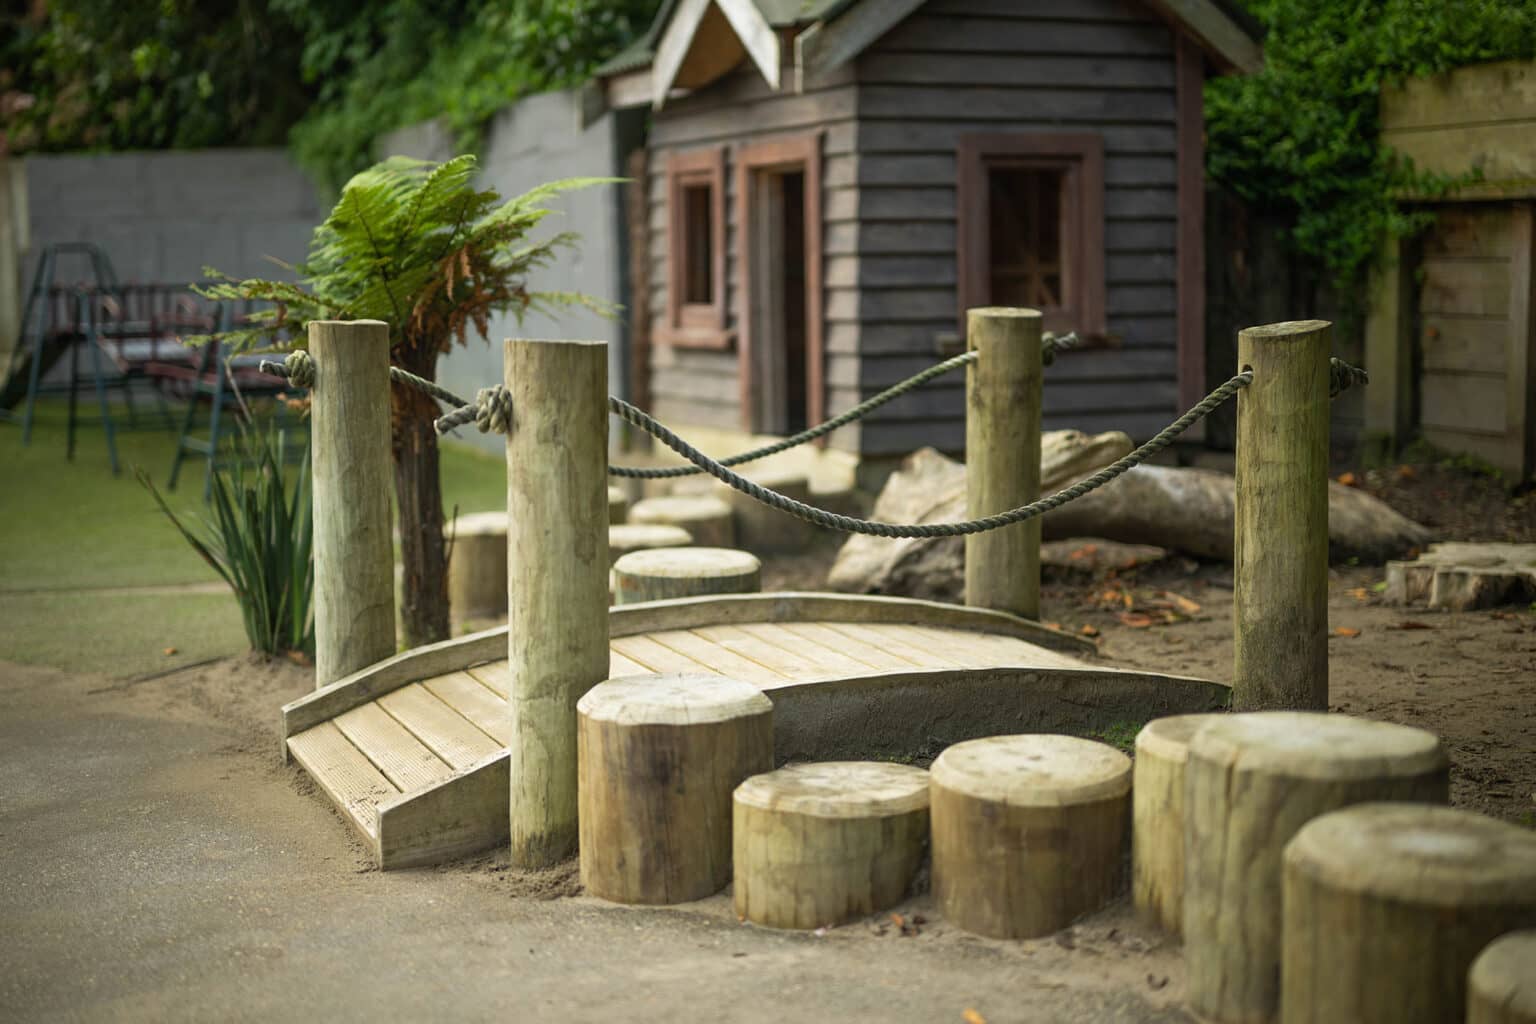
[139,423,314,659]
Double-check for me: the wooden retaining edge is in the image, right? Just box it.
[360,664,1230,870]
[280,593,1099,745]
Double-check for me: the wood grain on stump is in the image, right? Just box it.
[1132,713,1224,936]
[447,511,508,623]
[1469,930,1536,1024]
[733,761,929,930]
[612,547,762,605]
[578,673,773,905]
[931,734,1132,939]
[1185,712,1450,1024]
[630,495,735,548]
[608,523,693,566]
[1284,804,1536,1024]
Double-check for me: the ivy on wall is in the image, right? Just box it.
[1207,0,1536,312]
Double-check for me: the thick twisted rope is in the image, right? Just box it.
[606,371,1253,538]
[260,350,316,387]
[1329,358,1368,398]
[611,332,1076,479]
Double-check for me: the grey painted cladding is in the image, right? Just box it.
[644,0,1184,456]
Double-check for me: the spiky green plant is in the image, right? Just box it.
[138,423,314,658]
[194,155,608,648]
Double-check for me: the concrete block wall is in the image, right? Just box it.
[21,148,323,290]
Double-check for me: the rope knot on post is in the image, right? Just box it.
[259,349,317,388]
[1041,331,1079,367]
[473,385,514,434]
[1329,358,1369,398]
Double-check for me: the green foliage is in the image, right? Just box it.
[1,0,313,152]
[276,0,660,191]
[1208,1,1536,314]
[194,154,610,357]
[1087,721,1144,755]
[138,423,315,658]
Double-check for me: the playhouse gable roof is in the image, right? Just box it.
[597,0,1263,109]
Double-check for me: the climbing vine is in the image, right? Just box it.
[1207,0,1536,309]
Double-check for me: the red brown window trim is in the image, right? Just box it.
[957,133,1107,339]
[662,145,730,349]
[735,132,825,436]
[1175,35,1209,425]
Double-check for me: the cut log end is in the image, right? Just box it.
[1469,930,1536,1024]
[608,523,693,566]
[1132,713,1225,936]
[611,547,762,605]
[931,734,1132,939]
[733,761,930,930]
[630,495,735,548]
[1283,804,1536,1024]
[578,673,774,905]
[1192,710,1449,782]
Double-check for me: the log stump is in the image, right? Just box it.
[607,524,693,566]
[1470,930,1536,1024]
[577,673,773,905]
[733,761,930,930]
[1185,712,1450,1024]
[630,495,735,548]
[931,734,1132,939]
[714,470,815,553]
[1283,804,1536,1024]
[612,547,762,605]
[1132,713,1224,937]
[447,511,508,624]
[608,485,629,525]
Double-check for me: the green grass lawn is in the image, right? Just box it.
[0,399,506,677]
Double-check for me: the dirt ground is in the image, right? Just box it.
[2,656,1193,1023]
[4,466,1532,1022]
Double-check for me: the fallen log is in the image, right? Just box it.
[828,449,1431,598]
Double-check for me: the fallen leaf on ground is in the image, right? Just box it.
[1080,624,1100,637]
[962,1010,987,1024]
[1117,612,1155,628]
[1333,626,1362,638]
[286,650,313,667]
[1336,472,1358,487]
[163,646,177,656]
[1164,591,1201,615]
[1044,622,1063,631]
[1396,465,1417,480]
[1346,587,1370,601]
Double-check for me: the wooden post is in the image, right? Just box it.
[309,320,396,689]
[1283,804,1536,1024]
[1469,931,1536,1024]
[578,674,773,904]
[1234,319,1332,710]
[1184,711,1449,1024]
[964,307,1042,620]
[930,733,1131,939]
[1132,713,1224,936]
[505,337,610,868]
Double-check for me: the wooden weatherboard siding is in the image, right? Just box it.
[645,63,858,442]
[848,0,1186,456]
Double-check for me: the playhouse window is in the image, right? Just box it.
[664,146,728,347]
[957,134,1106,339]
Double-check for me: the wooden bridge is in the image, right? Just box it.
[282,593,1227,869]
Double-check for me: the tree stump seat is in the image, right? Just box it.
[1284,804,1536,1024]
[1184,712,1450,1024]
[1132,713,1225,937]
[577,673,773,905]
[629,495,735,548]
[612,547,761,605]
[930,733,1132,939]
[732,761,930,930]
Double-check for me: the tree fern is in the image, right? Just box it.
[195,154,615,648]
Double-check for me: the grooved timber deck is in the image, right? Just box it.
[281,593,1229,869]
